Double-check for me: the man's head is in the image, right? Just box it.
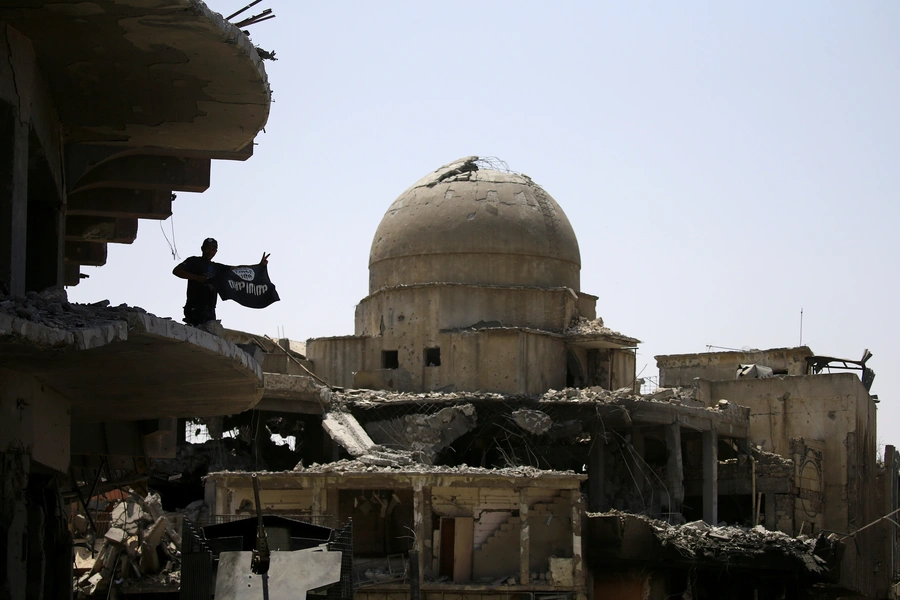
[201,237,218,260]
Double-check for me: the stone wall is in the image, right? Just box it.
[308,328,567,395]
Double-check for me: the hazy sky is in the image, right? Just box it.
[68,2,900,446]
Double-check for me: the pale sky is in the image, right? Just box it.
[68,2,900,447]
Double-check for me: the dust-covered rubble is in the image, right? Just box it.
[566,316,632,339]
[592,510,836,575]
[72,492,202,597]
[289,459,580,478]
[0,285,158,332]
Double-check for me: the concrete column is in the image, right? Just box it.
[413,482,429,581]
[702,428,718,524]
[311,480,326,518]
[0,102,29,296]
[665,423,684,521]
[588,435,605,512]
[519,488,529,585]
[571,489,586,600]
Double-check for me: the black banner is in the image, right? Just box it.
[213,264,280,309]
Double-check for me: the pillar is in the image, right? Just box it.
[588,435,605,512]
[665,423,684,522]
[413,482,431,581]
[519,488,529,585]
[702,429,718,524]
[571,489,587,600]
[0,101,29,297]
[311,479,326,518]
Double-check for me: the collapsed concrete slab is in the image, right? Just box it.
[364,404,477,463]
[0,290,263,422]
[322,410,413,466]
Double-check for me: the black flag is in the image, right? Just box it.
[213,264,280,309]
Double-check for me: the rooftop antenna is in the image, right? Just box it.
[800,308,804,346]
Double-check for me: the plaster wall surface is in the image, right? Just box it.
[707,373,877,596]
[355,284,581,336]
[657,347,812,387]
[0,367,69,473]
[308,328,566,394]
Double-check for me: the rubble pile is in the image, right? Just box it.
[291,458,575,477]
[654,518,832,574]
[566,316,628,338]
[73,492,197,597]
[0,285,158,331]
[539,385,699,405]
[596,510,835,575]
[337,388,511,407]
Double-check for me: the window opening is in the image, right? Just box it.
[382,350,399,369]
[425,347,441,367]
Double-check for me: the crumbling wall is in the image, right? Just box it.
[364,404,477,463]
[792,437,825,535]
[709,375,873,532]
[312,328,568,395]
[656,347,812,387]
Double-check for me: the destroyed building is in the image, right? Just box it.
[0,2,272,598]
[0,18,891,593]
[306,156,640,394]
[180,158,896,599]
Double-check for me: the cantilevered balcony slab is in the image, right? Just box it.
[0,311,263,423]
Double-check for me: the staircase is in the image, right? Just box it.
[472,494,571,581]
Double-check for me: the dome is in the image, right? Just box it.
[369,157,581,293]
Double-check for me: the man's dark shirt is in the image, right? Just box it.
[178,256,226,311]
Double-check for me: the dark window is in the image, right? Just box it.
[382,350,399,369]
[425,347,441,367]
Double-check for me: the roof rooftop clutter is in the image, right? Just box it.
[89,156,886,599]
[0,2,272,598]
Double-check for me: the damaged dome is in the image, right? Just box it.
[368,156,582,293]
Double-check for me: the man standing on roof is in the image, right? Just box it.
[172,237,270,329]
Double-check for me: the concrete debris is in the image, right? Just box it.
[292,458,577,478]
[73,492,187,597]
[364,404,477,463]
[322,409,415,467]
[339,384,714,412]
[340,388,511,407]
[652,518,832,574]
[511,409,552,435]
[566,316,627,337]
[594,510,835,575]
[323,410,379,457]
[0,285,155,331]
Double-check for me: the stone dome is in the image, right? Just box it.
[369,157,582,293]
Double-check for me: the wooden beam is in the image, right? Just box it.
[67,189,172,220]
[70,156,210,194]
[65,216,138,244]
[65,241,107,266]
